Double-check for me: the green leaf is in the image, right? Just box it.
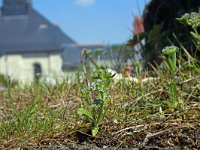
[93,49,104,56]
[190,31,200,41]
[147,25,162,42]
[90,99,104,109]
[92,127,99,136]
[176,17,189,25]
[194,67,200,74]
[163,100,172,108]
[77,108,94,121]
[93,99,103,105]
[163,100,178,109]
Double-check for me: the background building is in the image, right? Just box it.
[0,0,105,83]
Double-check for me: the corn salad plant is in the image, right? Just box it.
[161,46,179,110]
[77,68,114,136]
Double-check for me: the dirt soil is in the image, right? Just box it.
[17,119,200,150]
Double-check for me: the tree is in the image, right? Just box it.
[142,0,200,67]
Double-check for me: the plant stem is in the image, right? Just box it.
[172,51,176,72]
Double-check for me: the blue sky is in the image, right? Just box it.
[0,0,149,45]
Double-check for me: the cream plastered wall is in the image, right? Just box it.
[0,52,62,83]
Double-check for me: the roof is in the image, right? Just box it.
[0,7,76,54]
[61,43,107,70]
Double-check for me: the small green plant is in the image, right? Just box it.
[135,60,142,76]
[177,12,200,29]
[162,46,179,72]
[177,11,200,47]
[161,46,180,110]
[176,11,200,75]
[77,68,114,136]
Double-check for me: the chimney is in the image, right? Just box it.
[133,16,145,35]
[2,0,32,16]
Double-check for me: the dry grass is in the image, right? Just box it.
[0,63,199,149]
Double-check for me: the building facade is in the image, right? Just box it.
[0,0,77,82]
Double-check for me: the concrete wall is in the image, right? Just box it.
[0,55,6,75]
[0,52,62,83]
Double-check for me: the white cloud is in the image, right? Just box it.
[75,0,95,6]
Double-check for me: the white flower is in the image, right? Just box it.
[162,46,179,54]
[91,82,97,91]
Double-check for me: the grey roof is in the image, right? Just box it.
[62,44,107,70]
[0,7,76,54]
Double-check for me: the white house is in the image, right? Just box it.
[0,0,107,83]
[0,0,78,82]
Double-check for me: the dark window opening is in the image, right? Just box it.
[33,63,42,80]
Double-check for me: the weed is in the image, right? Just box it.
[77,68,114,136]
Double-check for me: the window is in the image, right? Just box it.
[33,63,42,80]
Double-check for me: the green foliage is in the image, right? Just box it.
[161,46,179,110]
[134,60,142,76]
[141,0,200,67]
[176,12,200,29]
[147,25,162,43]
[177,11,200,46]
[162,46,179,71]
[77,68,114,136]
